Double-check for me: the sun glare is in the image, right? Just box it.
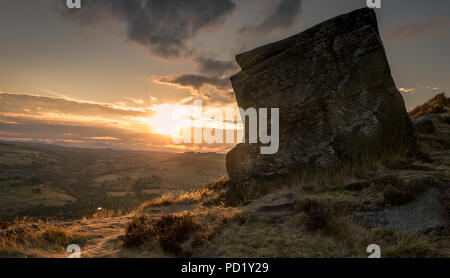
[137,104,193,136]
[136,103,243,139]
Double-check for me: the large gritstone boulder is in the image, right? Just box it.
[226,8,416,182]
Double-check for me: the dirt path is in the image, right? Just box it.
[70,215,133,258]
[69,203,197,258]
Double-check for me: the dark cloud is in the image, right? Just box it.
[387,18,450,42]
[195,57,238,76]
[60,0,235,58]
[239,0,302,34]
[155,74,232,98]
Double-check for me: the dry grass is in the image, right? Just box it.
[196,211,449,258]
[138,176,229,211]
[124,212,227,257]
[297,200,331,230]
[123,215,156,248]
[370,175,428,206]
[124,213,209,257]
[223,147,413,207]
[0,220,12,230]
[124,201,242,258]
[91,209,124,219]
[0,224,90,258]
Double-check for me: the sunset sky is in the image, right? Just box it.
[0,0,449,152]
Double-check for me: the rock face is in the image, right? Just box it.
[413,115,436,134]
[227,8,415,182]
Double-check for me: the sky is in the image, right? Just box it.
[0,0,449,152]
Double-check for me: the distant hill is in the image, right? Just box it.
[0,142,225,219]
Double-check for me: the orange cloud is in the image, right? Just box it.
[84,137,120,141]
[0,92,235,153]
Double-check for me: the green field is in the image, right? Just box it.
[0,184,76,215]
[0,142,226,219]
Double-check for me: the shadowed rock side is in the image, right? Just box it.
[227,8,416,182]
